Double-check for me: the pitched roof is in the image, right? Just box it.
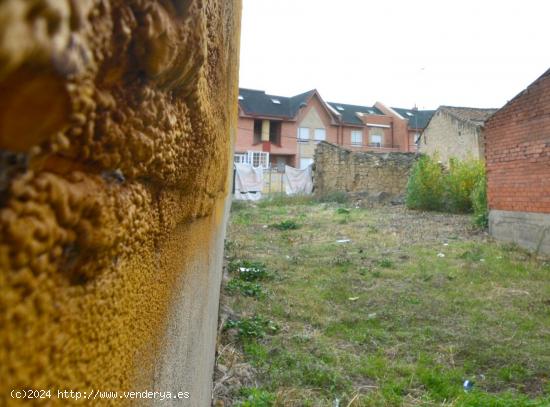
[438,106,499,127]
[391,107,436,129]
[326,102,383,126]
[238,88,315,118]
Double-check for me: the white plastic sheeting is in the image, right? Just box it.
[283,164,313,195]
[234,163,264,200]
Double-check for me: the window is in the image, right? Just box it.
[370,134,382,147]
[271,98,281,104]
[351,130,362,146]
[314,128,326,141]
[406,112,414,117]
[298,127,309,142]
[247,151,269,169]
[238,95,244,100]
[234,153,246,164]
[336,106,345,111]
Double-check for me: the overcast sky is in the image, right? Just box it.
[239,0,550,110]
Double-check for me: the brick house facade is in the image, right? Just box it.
[236,88,433,169]
[485,68,550,255]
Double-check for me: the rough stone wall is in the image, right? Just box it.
[420,110,483,164]
[0,0,241,405]
[313,142,418,198]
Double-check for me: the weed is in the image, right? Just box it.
[271,219,299,230]
[226,279,266,298]
[471,173,489,228]
[459,247,484,261]
[228,260,271,281]
[236,387,275,407]
[231,199,250,212]
[377,258,394,268]
[336,208,350,215]
[225,316,279,339]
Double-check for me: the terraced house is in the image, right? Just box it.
[236,88,434,169]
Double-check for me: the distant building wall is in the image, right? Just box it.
[485,69,550,255]
[420,110,483,164]
[313,142,418,198]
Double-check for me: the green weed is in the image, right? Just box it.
[225,316,279,339]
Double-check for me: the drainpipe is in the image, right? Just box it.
[391,121,394,150]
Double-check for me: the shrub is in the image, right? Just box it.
[471,173,489,228]
[406,155,487,220]
[446,158,485,213]
[406,155,446,210]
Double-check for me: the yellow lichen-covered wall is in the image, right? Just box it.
[0,0,241,404]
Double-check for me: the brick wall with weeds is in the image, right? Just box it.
[406,155,488,227]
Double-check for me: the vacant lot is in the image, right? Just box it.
[214,197,550,406]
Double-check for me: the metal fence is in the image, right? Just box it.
[262,167,285,195]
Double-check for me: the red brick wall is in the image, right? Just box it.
[484,69,550,214]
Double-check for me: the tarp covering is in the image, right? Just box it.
[234,163,264,200]
[283,164,313,195]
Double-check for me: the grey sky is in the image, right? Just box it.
[239,0,550,110]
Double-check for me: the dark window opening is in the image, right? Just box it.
[269,121,282,146]
[253,120,262,144]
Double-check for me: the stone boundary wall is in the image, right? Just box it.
[313,142,418,199]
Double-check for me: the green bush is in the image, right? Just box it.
[406,155,446,210]
[446,158,485,213]
[471,173,489,228]
[406,155,488,225]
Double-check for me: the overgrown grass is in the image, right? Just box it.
[220,199,550,406]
